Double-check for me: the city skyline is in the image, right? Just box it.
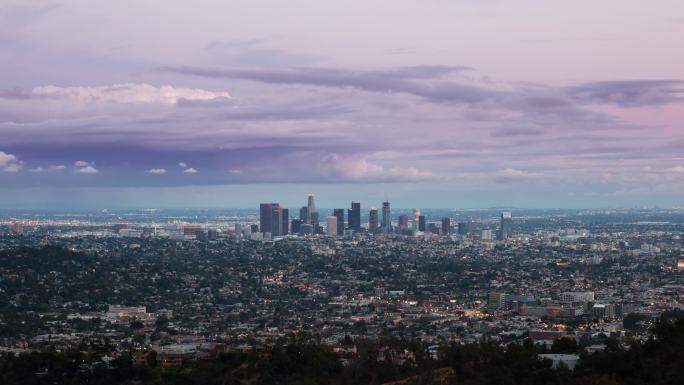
[1,1,684,208]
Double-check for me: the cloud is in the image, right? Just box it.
[162,65,684,110]
[0,151,21,172]
[77,165,98,174]
[228,169,242,174]
[0,151,18,167]
[49,165,67,170]
[494,168,545,183]
[178,162,188,168]
[567,80,684,107]
[30,83,230,105]
[183,167,199,174]
[146,168,167,174]
[160,65,493,105]
[29,167,44,172]
[74,160,90,167]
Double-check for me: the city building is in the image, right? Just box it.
[369,208,379,234]
[381,201,391,234]
[291,219,303,234]
[307,194,317,224]
[482,229,493,241]
[12,221,23,235]
[457,221,470,236]
[498,211,512,240]
[418,215,426,232]
[488,292,510,310]
[413,208,420,233]
[299,206,309,224]
[333,209,345,236]
[326,216,338,237]
[280,208,289,236]
[441,217,451,235]
[348,201,361,231]
[260,203,274,235]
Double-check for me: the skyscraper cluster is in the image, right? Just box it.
[259,194,513,239]
[259,203,289,239]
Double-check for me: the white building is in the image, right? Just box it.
[326,216,337,236]
[561,292,595,302]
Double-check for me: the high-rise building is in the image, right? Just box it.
[398,215,409,230]
[418,215,426,232]
[499,211,512,240]
[441,217,451,235]
[369,208,379,233]
[381,201,391,234]
[300,206,309,224]
[307,194,316,223]
[326,216,337,236]
[291,219,303,234]
[348,201,361,231]
[310,211,319,230]
[260,203,284,236]
[333,209,345,236]
[12,221,23,235]
[260,203,274,235]
[281,208,289,236]
[412,208,420,233]
[457,221,470,236]
[270,204,282,236]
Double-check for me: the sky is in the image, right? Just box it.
[1,0,683,209]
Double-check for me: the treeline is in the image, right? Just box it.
[2,316,684,385]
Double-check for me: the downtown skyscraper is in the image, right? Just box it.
[369,208,379,234]
[381,201,391,234]
[348,201,361,232]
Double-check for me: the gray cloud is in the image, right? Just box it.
[567,80,684,107]
[162,66,684,111]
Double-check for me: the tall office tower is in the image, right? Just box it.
[333,209,345,236]
[412,208,421,233]
[310,211,319,230]
[348,201,361,231]
[270,204,282,236]
[398,215,409,230]
[457,221,470,236]
[12,221,24,235]
[369,208,379,233]
[291,219,303,234]
[307,194,317,223]
[280,208,289,236]
[299,206,309,224]
[499,211,512,240]
[250,224,259,234]
[418,215,426,232]
[259,203,274,235]
[326,216,338,236]
[381,201,391,234]
[441,217,451,235]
